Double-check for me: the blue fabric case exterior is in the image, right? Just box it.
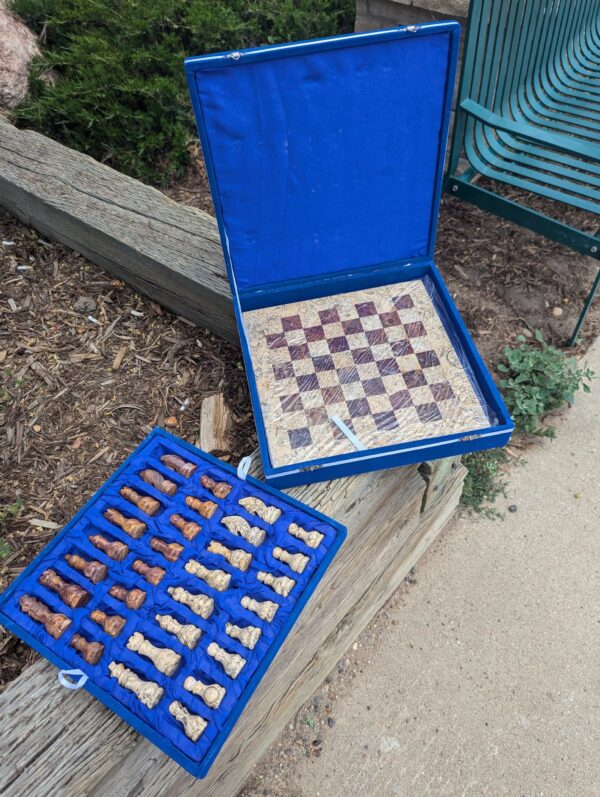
[0,428,347,778]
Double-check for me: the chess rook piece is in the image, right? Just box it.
[39,568,91,609]
[120,486,161,516]
[225,622,261,650]
[167,586,214,619]
[132,559,165,585]
[155,614,202,649]
[207,642,246,679]
[90,609,127,637]
[139,469,178,497]
[109,584,146,609]
[126,632,181,676]
[19,595,71,639]
[207,540,252,572]
[200,474,232,499]
[221,515,266,547]
[103,508,146,539]
[185,495,218,519]
[170,513,201,541]
[238,496,282,524]
[287,522,324,549]
[273,546,309,574]
[160,454,197,478]
[241,595,279,622]
[109,661,164,709]
[257,570,295,597]
[168,700,207,741]
[184,676,226,708]
[89,533,129,561]
[184,559,231,591]
[65,553,107,584]
[70,633,104,665]
[150,536,183,562]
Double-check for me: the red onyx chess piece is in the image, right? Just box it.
[89,533,129,561]
[19,595,71,639]
[150,536,183,562]
[160,454,196,478]
[39,568,91,609]
[132,559,165,585]
[200,474,232,499]
[90,609,127,637]
[109,584,146,609]
[65,553,107,584]
[103,508,146,539]
[169,513,201,541]
[70,633,104,665]
[185,495,218,519]
[139,469,177,497]
[120,486,161,516]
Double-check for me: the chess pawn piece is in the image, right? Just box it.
[185,495,218,519]
[200,474,232,499]
[161,454,197,478]
[155,614,202,649]
[287,522,324,549]
[109,661,164,709]
[221,515,266,547]
[65,553,108,584]
[238,496,282,524]
[240,595,279,622]
[89,533,129,561]
[167,586,214,619]
[184,676,226,709]
[170,513,201,541]
[39,568,91,609]
[207,540,252,572]
[150,537,184,562]
[103,508,146,539]
[120,486,161,516]
[207,642,246,678]
[272,546,309,574]
[168,700,207,742]
[109,584,146,609]
[90,609,127,637]
[257,570,295,597]
[132,559,165,585]
[225,622,261,650]
[139,469,177,497]
[70,633,104,665]
[19,595,71,639]
[126,632,181,676]
[184,559,231,592]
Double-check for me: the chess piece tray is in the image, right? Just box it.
[0,428,346,778]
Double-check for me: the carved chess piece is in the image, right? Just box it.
[257,570,295,597]
[225,622,261,650]
[221,515,265,547]
[91,609,127,637]
[139,469,177,496]
[70,633,104,665]
[89,533,128,561]
[39,568,91,609]
[103,508,146,539]
[19,595,71,639]
[109,661,164,708]
[109,584,146,609]
[273,546,309,574]
[207,540,252,572]
[238,496,282,524]
[185,559,231,591]
[185,495,218,519]
[155,614,202,649]
[65,553,107,584]
[200,474,232,499]
[207,642,246,678]
[132,559,165,585]
[287,522,324,549]
[170,513,201,541]
[120,486,160,516]
[167,586,214,619]
[150,537,183,562]
[240,595,279,622]
[160,454,196,478]
[169,700,207,741]
[126,632,181,676]
[184,676,226,708]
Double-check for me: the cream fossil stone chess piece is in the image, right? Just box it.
[184,559,231,591]
[167,586,214,619]
[207,540,252,572]
[221,515,266,547]
[287,522,324,549]
[225,622,261,650]
[126,632,182,676]
[207,642,246,678]
[169,700,207,742]
[238,496,282,524]
[155,614,203,649]
[240,595,279,622]
[272,546,309,574]
[257,570,295,597]
[108,661,164,708]
[184,676,226,709]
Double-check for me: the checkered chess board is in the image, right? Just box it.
[243,279,490,468]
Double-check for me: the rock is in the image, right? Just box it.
[0,7,40,110]
[552,307,563,317]
[73,296,97,314]
[508,504,518,513]
[327,716,335,728]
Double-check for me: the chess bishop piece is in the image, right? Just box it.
[169,700,207,741]
[272,546,309,574]
[132,559,165,585]
[90,609,127,637]
[287,522,324,549]
[167,586,214,619]
[238,496,282,524]
[150,537,183,562]
[139,468,177,496]
[200,474,232,499]
[70,633,104,665]
[221,515,266,547]
[185,495,218,519]
[185,559,231,591]
[155,614,202,649]
[19,595,71,639]
[126,632,181,676]
[161,454,197,478]
[183,676,226,708]
[89,533,128,561]
[207,642,246,678]
[65,553,107,584]
[226,622,261,650]
[240,595,279,622]
[103,508,146,539]
[257,570,295,597]
[207,540,252,572]
[170,513,201,541]
[120,486,161,516]
[109,662,164,708]
[39,568,91,609]
[109,584,146,609]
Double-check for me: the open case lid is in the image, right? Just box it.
[185,23,460,293]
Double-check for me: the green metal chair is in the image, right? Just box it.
[445,0,600,345]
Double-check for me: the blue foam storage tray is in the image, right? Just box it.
[0,428,346,778]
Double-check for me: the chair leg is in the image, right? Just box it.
[569,264,600,346]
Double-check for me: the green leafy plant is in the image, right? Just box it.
[461,449,509,517]
[0,497,24,559]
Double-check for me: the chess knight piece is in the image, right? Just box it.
[70,633,104,665]
[170,513,201,541]
[287,522,324,549]
[109,584,146,609]
[169,700,207,741]
[240,595,279,622]
[19,595,71,639]
[221,515,266,546]
[272,546,309,574]
[167,586,214,619]
[139,468,177,497]
[183,676,226,709]
[238,496,282,524]
[120,486,161,516]
[90,609,127,637]
[39,568,91,609]
[207,642,246,678]
[155,614,202,649]
[103,508,146,539]
[65,553,108,584]
[200,474,232,499]
[126,632,181,676]
[185,495,218,519]
[132,559,165,585]
[257,570,295,597]
[160,454,197,478]
[225,622,261,650]
[184,559,231,591]
[207,540,252,572]
[109,661,164,708]
[150,537,183,562]
[89,533,129,561]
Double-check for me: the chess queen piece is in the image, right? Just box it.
[225,622,261,650]
[183,676,226,709]
[103,508,146,539]
[221,515,266,547]
[132,559,165,585]
[170,513,201,541]
[238,496,282,524]
[150,537,183,562]
[207,642,246,678]
[185,495,218,519]
[109,662,164,709]
[19,595,71,639]
[109,584,146,609]
[39,568,91,609]
[287,522,324,549]
[168,700,207,741]
[160,454,197,478]
[240,595,279,622]
[139,469,177,497]
[126,632,181,676]
[89,533,129,561]
[184,559,231,591]
[207,540,252,572]
[65,553,108,584]
[167,586,214,619]
[120,486,161,516]
[257,570,295,597]
[272,546,309,574]
[90,609,127,637]
[155,614,202,649]
[70,633,104,665]
[200,474,232,499]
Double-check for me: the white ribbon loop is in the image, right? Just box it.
[237,455,252,481]
[58,668,88,690]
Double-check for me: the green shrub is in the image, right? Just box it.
[461,449,509,517]
[10,0,355,185]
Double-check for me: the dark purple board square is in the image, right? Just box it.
[313,354,335,372]
[306,407,329,426]
[393,294,414,310]
[373,411,399,431]
[404,321,427,338]
[273,362,294,380]
[280,393,304,412]
[352,348,374,364]
[305,325,325,342]
[328,336,350,354]
[362,377,386,396]
[297,373,320,392]
[416,402,443,423]
[289,343,310,361]
[365,329,387,346]
[389,390,413,410]
[319,308,340,325]
[322,386,345,405]
[266,332,286,349]
[281,315,302,332]
[430,381,455,401]
[355,301,377,317]
[377,358,400,377]
[347,398,370,417]
[416,350,441,369]
[403,370,427,389]
[288,427,312,449]
[391,339,414,357]
[379,311,401,328]
[337,366,360,384]
[342,318,363,335]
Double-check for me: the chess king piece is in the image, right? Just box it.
[90,609,127,637]
[120,486,160,516]
[241,595,279,622]
[225,622,261,650]
[70,633,104,665]
[207,642,246,678]
[132,559,165,585]
[183,676,226,709]
[109,661,164,709]
[39,568,91,609]
[185,495,218,519]
[207,540,252,572]
[160,454,197,478]
[103,508,146,539]
[169,700,207,742]
[155,614,202,649]
[238,496,282,524]
[287,522,324,549]
[167,586,214,619]
[170,513,201,541]
[65,553,107,584]
[257,570,295,597]
[150,537,183,562]
[200,474,232,499]
[221,515,266,547]
[273,546,309,574]
[89,533,128,561]
[126,632,181,676]
[19,595,71,639]
[184,559,231,591]
[139,469,177,497]
[109,584,146,609]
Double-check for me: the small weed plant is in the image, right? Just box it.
[0,498,24,559]
[460,449,509,517]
